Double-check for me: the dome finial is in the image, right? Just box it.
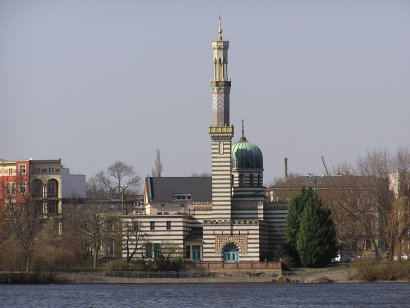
[218,16,223,40]
[241,119,246,141]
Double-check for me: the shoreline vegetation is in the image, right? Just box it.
[2,261,409,284]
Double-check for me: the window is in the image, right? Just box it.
[47,201,58,214]
[8,168,12,175]
[172,194,191,200]
[32,179,43,197]
[20,182,26,194]
[133,220,140,231]
[163,212,169,215]
[157,212,163,215]
[48,167,55,174]
[166,221,172,230]
[219,141,224,155]
[19,203,26,212]
[6,182,15,195]
[19,165,26,174]
[47,180,58,197]
[250,174,254,187]
[366,240,372,250]
[239,174,244,186]
[258,175,261,187]
[34,201,43,215]
[7,201,15,212]
[185,245,191,259]
[154,243,161,258]
[145,243,153,258]
[150,221,155,230]
[34,168,41,174]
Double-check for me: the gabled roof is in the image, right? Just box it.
[145,177,211,203]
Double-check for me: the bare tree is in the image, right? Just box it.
[78,204,105,268]
[153,241,183,271]
[151,149,163,177]
[87,161,142,199]
[122,218,148,263]
[0,175,44,272]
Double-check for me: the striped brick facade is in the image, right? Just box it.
[209,128,234,220]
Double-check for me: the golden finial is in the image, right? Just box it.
[218,16,223,40]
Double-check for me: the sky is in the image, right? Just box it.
[1,0,409,184]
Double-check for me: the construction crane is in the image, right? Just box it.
[321,156,330,176]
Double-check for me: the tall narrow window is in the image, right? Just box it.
[249,174,254,187]
[166,221,172,230]
[219,142,224,155]
[47,201,57,214]
[150,221,155,230]
[47,180,58,197]
[20,182,26,194]
[154,243,161,258]
[19,165,26,174]
[145,243,153,258]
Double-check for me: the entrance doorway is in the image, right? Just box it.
[222,242,240,263]
[192,245,201,263]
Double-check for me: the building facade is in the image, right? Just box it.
[122,20,287,264]
[1,159,86,234]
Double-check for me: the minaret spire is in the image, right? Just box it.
[211,17,230,126]
[209,19,233,221]
[218,16,223,40]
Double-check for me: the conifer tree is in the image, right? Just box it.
[296,193,338,267]
[285,187,313,264]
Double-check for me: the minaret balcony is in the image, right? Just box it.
[209,126,234,135]
[211,80,231,87]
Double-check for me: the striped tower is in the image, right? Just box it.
[208,17,233,221]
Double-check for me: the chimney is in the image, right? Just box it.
[284,157,288,180]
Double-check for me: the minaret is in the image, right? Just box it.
[209,17,234,220]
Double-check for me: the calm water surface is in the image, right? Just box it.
[1,283,409,307]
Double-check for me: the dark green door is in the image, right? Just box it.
[192,245,201,263]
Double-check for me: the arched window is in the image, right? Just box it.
[31,179,43,198]
[249,174,254,187]
[47,179,58,197]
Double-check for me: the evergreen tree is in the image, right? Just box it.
[296,194,338,267]
[284,187,313,264]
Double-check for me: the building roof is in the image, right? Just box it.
[145,177,212,203]
[268,175,381,190]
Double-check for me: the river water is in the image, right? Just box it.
[1,283,409,307]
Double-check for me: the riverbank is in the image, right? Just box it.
[53,266,360,284]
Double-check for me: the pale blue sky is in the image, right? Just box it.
[1,0,409,183]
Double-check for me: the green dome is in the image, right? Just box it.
[231,136,263,170]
